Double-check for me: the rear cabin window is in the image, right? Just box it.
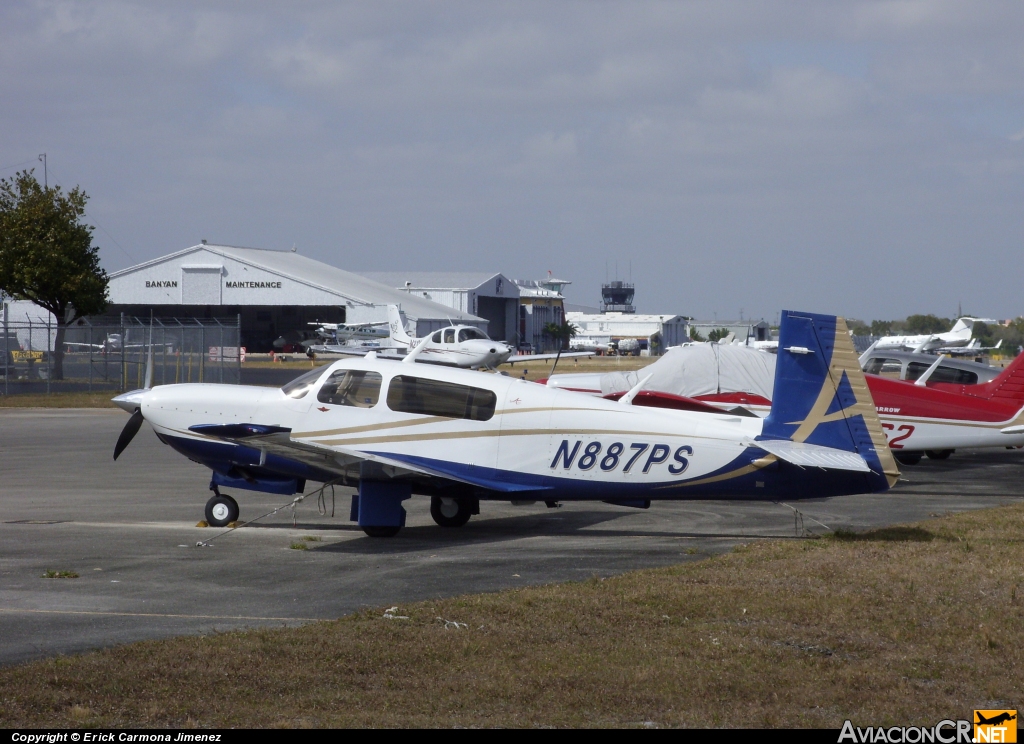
[281,367,327,399]
[386,375,497,421]
[864,358,903,378]
[317,369,382,408]
[907,363,978,385]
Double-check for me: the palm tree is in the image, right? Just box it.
[543,321,578,352]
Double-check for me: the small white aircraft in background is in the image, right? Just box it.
[309,319,391,344]
[111,309,898,537]
[873,318,980,353]
[310,305,594,370]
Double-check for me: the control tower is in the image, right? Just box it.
[600,280,635,314]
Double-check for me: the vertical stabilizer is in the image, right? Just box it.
[760,311,899,488]
[387,305,412,346]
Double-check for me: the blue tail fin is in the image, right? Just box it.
[760,310,898,487]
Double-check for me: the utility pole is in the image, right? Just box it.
[37,153,46,188]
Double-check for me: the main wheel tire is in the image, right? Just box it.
[430,496,473,528]
[894,451,923,466]
[926,449,954,460]
[362,525,401,538]
[205,494,239,527]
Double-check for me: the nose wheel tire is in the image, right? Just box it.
[205,494,239,527]
[430,497,473,528]
[893,451,923,466]
[926,449,954,460]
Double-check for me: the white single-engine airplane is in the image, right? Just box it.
[310,305,593,370]
[112,310,898,537]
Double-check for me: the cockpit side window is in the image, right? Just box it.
[458,327,487,342]
[443,329,455,344]
[281,366,327,399]
[317,369,382,408]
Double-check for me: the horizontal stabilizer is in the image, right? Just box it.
[751,439,870,472]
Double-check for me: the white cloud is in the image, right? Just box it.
[2,1,1024,318]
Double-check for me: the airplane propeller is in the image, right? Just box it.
[112,324,153,461]
[113,408,144,460]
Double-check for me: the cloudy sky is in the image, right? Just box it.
[2,1,1022,322]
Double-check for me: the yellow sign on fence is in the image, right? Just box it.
[11,350,44,362]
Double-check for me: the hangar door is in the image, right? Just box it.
[477,296,512,342]
[181,266,222,305]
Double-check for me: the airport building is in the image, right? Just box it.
[688,319,773,344]
[105,243,486,352]
[357,272,520,345]
[566,312,691,354]
[513,276,570,352]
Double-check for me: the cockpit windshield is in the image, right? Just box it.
[281,366,327,399]
[458,327,488,342]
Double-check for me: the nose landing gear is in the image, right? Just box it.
[205,492,239,527]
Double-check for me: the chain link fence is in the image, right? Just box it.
[1,314,242,395]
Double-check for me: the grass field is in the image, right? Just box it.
[1,504,1021,728]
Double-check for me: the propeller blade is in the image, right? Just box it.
[113,408,144,461]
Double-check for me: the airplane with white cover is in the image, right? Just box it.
[111,310,898,537]
[311,305,594,369]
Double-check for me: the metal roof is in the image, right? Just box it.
[109,244,483,321]
[358,271,513,293]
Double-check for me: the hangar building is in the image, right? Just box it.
[566,312,691,355]
[105,243,486,351]
[358,272,520,344]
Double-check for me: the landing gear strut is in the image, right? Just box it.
[205,493,239,527]
[430,497,475,528]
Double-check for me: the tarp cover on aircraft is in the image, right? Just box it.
[600,345,776,399]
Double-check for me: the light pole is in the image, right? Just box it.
[37,153,46,188]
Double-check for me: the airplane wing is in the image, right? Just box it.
[307,345,407,360]
[505,351,596,365]
[188,423,546,493]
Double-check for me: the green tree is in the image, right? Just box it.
[846,319,871,336]
[0,170,108,380]
[870,320,894,337]
[688,327,705,342]
[543,321,578,351]
[903,314,952,335]
[707,327,731,343]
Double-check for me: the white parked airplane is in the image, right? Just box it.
[111,310,898,537]
[873,318,980,353]
[310,305,593,369]
[309,319,390,344]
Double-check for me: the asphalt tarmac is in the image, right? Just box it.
[2,408,1022,666]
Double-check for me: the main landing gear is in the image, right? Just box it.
[893,451,923,466]
[205,492,239,527]
[430,497,476,528]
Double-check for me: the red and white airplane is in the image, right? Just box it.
[547,343,1024,465]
